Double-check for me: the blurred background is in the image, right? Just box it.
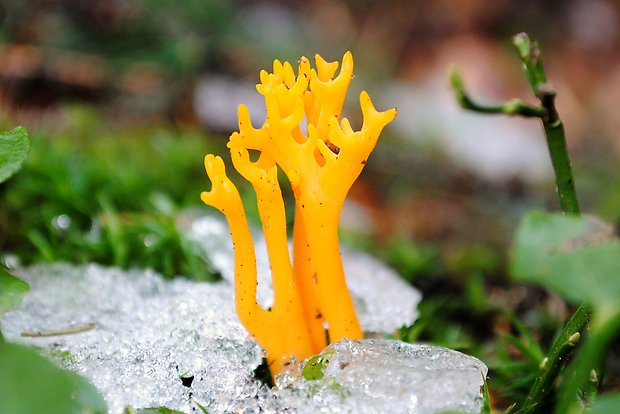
[2,0,620,407]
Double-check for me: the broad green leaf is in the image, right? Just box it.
[0,126,29,184]
[0,341,107,414]
[586,392,620,414]
[511,210,620,311]
[0,268,30,314]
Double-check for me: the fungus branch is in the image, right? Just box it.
[201,155,313,373]
[202,52,396,375]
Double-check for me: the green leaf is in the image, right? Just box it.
[587,392,620,414]
[301,350,334,381]
[0,126,29,184]
[481,377,491,414]
[0,268,30,314]
[0,341,107,414]
[511,210,620,312]
[192,399,210,414]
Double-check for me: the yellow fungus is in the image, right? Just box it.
[201,51,396,375]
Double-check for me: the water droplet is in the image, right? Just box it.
[1,254,20,269]
[52,214,71,230]
[143,234,157,247]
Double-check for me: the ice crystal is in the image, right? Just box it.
[1,216,485,414]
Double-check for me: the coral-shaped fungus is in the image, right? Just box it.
[201,51,396,374]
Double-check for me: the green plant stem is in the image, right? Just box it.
[512,33,547,95]
[449,33,581,215]
[516,305,589,414]
[449,70,545,118]
[540,104,580,215]
[554,310,620,414]
[450,32,591,413]
[513,32,580,215]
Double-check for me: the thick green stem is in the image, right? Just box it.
[513,32,580,215]
[541,101,580,215]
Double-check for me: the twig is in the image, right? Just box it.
[21,322,96,337]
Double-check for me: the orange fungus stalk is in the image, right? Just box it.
[201,51,396,375]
